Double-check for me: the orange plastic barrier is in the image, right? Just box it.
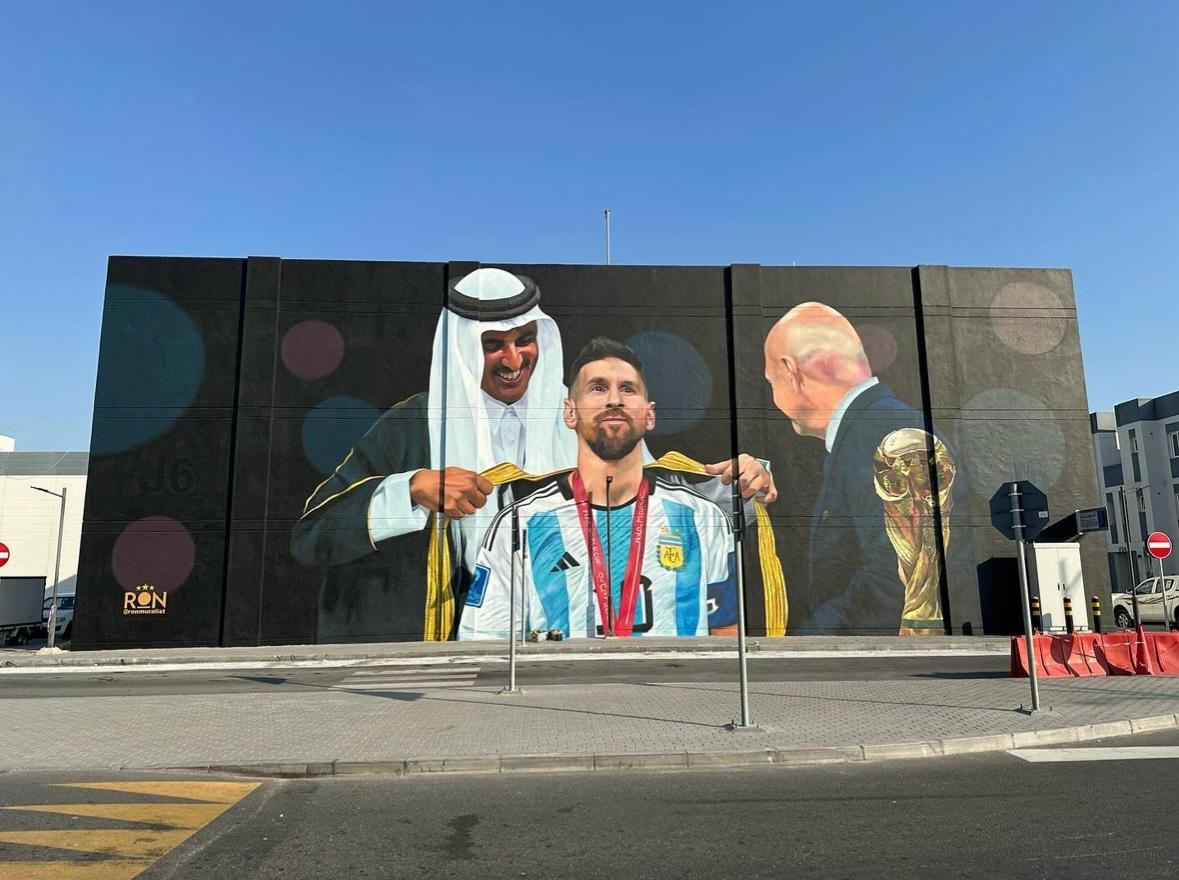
[1010,631,1179,677]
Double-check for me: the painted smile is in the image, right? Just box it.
[492,363,530,384]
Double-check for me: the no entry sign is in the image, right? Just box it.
[0,542,9,567]
[1147,532,1173,560]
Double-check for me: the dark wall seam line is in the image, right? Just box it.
[218,259,251,646]
[911,266,953,634]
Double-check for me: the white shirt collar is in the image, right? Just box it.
[482,392,526,453]
[824,377,880,453]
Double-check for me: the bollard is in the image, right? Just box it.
[1091,596,1102,634]
[1064,596,1075,634]
[1031,596,1042,633]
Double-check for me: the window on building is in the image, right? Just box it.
[1137,488,1146,511]
[1170,431,1179,458]
[1106,494,1119,544]
[1130,429,1139,453]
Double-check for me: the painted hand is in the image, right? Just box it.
[409,467,494,518]
[703,454,778,504]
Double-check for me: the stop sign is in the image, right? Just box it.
[0,542,9,567]
[1147,532,1173,560]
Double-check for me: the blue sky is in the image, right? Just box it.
[2,1,1176,450]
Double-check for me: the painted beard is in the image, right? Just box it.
[585,412,644,461]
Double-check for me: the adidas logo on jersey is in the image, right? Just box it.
[550,551,581,573]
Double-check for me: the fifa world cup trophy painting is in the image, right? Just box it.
[872,428,956,636]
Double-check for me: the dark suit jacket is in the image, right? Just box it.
[799,382,934,634]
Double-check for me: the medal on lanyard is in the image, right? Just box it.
[570,471,650,637]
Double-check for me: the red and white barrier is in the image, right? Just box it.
[1011,628,1179,677]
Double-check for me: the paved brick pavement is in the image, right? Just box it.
[3,671,1177,774]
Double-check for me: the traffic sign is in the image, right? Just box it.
[1147,532,1173,560]
[989,481,1050,541]
[0,542,8,567]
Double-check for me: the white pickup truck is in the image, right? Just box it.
[1111,576,1179,629]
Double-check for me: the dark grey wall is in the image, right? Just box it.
[73,258,1109,648]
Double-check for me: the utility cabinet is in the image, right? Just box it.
[1027,542,1087,632]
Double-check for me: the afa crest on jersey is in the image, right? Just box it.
[657,526,684,571]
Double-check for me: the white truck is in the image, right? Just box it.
[1111,575,1179,629]
[1,577,46,645]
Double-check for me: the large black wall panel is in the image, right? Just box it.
[74,257,244,649]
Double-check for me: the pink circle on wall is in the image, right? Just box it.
[111,516,196,592]
[858,324,898,373]
[281,320,345,381]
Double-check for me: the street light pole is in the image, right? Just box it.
[31,485,67,648]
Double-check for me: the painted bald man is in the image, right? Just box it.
[764,303,955,635]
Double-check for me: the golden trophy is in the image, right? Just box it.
[872,428,956,636]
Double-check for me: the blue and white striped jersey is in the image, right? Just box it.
[457,475,735,639]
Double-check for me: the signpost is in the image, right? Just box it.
[1147,532,1173,629]
[1147,532,1172,561]
[0,543,9,567]
[990,481,1043,712]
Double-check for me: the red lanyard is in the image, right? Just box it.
[570,472,650,637]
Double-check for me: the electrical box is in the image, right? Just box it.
[1027,542,1087,632]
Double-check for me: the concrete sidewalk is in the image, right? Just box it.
[0,635,1010,671]
[3,657,1177,777]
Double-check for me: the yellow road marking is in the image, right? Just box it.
[1,859,148,880]
[0,828,192,859]
[3,802,229,829]
[56,781,258,804]
[0,780,260,880]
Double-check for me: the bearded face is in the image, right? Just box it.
[565,357,656,461]
[584,405,646,461]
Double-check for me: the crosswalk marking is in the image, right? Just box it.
[0,780,259,880]
[1009,747,1179,763]
[330,666,481,693]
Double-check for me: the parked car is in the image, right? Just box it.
[42,594,76,641]
[1111,576,1179,629]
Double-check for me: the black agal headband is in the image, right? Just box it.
[448,268,541,320]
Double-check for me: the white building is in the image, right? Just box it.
[0,436,87,598]
[1091,391,1179,589]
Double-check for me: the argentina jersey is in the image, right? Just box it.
[457,474,735,639]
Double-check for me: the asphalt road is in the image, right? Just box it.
[2,728,1176,879]
[0,654,1008,698]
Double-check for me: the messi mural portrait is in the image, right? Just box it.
[73,258,1106,649]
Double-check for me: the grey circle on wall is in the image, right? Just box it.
[990,282,1068,355]
[302,396,380,476]
[624,331,714,437]
[958,388,1066,497]
[91,286,205,455]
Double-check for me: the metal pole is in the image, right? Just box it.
[506,506,519,692]
[1119,487,1140,624]
[731,463,753,728]
[605,475,614,637]
[604,210,611,265]
[519,529,528,644]
[1011,482,1040,711]
[46,487,67,649]
[1158,554,1172,631]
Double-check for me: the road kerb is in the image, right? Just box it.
[501,754,596,773]
[939,733,1016,755]
[862,741,943,760]
[594,752,689,770]
[771,747,862,766]
[171,714,1178,780]
[1129,714,1178,734]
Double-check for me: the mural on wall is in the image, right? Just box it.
[761,303,956,635]
[289,268,782,642]
[73,257,1107,649]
